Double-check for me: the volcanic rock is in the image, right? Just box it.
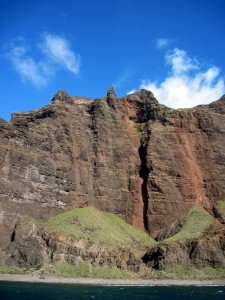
[0,88,225,251]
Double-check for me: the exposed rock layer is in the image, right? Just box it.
[0,89,225,248]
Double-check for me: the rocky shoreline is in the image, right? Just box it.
[0,274,224,286]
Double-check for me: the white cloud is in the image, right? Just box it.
[7,44,48,86]
[40,33,80,74]
[6,34,80,87]
[165,48,198,75]
[156,38,169,49]
[127,89,136,95]
[131,48,225,108]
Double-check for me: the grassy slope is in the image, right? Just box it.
[164,205,215,243]
[144,205,225,279]
[44,206,156,247]
[43,207,156,279]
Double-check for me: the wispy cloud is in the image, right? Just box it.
[40,33,80,74]
[156,38,169,49]
[128,48,225,108]
[6,34,80,87]
[6,42,48,86]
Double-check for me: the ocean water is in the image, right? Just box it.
[0,282,225,300]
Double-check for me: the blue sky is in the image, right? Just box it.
[1,0,225,121]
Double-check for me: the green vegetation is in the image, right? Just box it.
[18,215,40,227]
[145,265,225,280]
[136,123,145,140]
[215,200,225,222]
[53,261,132,279]
[163,110,173,124]
[0,265,35,274]
[44,206,156,247]
[165,205,214,243]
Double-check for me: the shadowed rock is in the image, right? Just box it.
[106,85,117,109]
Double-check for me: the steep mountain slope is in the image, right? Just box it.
[0,89,142,247]
[0,88,225,269]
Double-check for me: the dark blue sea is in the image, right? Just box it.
[0,282,225,300]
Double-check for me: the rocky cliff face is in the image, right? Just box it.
[142,205,225,270]
[0,88,225,250]
[143,226,225,271]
